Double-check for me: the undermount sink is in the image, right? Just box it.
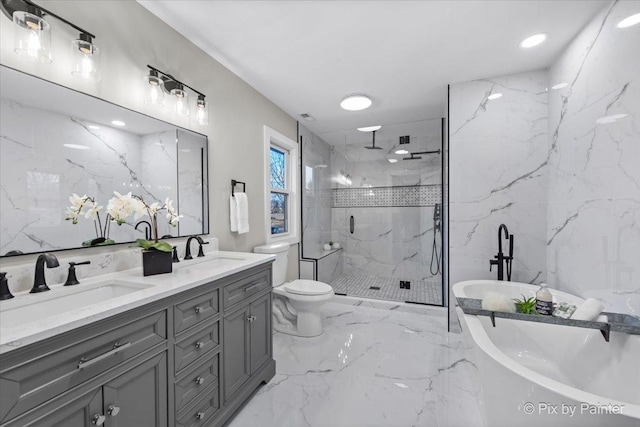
[181,255,247,272]
[0,280,153,329]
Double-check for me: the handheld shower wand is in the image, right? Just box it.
[430,203,442,275]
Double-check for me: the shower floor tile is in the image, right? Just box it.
[331,273,443,305]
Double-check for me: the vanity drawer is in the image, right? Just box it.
[174,289,219,335]
[223,269,271,310]
[176,384,220,427]
[0,310,167,423]
[175,353,219,413]
[175,320,219,374]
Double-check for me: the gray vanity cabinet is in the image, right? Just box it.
[222,292,272,403]
[0,261,275,427]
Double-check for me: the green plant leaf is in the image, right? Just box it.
[137,239,172,252]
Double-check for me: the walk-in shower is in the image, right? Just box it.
[299,119,444,306]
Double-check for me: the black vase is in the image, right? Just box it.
[142,249,173,276]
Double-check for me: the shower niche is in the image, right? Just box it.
[300,119,444,306]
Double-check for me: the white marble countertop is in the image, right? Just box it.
[0,251,274,354]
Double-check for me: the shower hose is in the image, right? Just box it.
[430,222,442,275]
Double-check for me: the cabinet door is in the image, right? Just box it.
[4,388,103,427]
[102,352,168,427]
[222,305,251,402]
[250,293,272,373]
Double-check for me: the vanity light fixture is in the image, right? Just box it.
[340,93,372,111]
[1,0,99,80]
[617,13,640,28]
[146,65,209,125]
[357,125,382,132]
[144,69,165,107]
[487,93,502,100]
[519,33,547,48]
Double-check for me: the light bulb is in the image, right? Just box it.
[81,55,94,75]
[27,30,42,58]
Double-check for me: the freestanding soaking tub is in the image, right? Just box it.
[453,280,640,427]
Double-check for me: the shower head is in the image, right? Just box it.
[403,149,441,160]
[364,130,383,149]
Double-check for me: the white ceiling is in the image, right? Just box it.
[139,0,607,135]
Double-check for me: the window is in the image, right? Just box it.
[264,126,298,244]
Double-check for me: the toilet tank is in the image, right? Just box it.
[254,242,291,286]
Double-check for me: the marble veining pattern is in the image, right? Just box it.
[449,70,549,289]
[227,302,482,427]
[546,0,640,316]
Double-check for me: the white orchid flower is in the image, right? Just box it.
[68,193,88,209]
[84,202,103,220]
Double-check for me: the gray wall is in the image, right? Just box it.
[0,0,299,280]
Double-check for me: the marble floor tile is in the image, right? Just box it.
[226,301,483,427]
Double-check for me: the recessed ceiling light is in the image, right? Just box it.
[551,82,569,90]
[395,149,409,155]
[111,120,125,126]
[596,113,628,124]
[357,125,382,132]
[340,94,372,111]
[388,159,398,163]
[617,13,640,28]
[87,125,100,130]
[487,93,502,100]
[519,33,548,48]
[64,144,90,150]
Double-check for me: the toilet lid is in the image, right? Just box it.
[285,280,333,296]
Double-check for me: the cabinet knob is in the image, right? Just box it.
[92,414,106,425]
[195,341,203,349]
[195,376,205,385]
[107,405,120,416]
[194,306,202,313]
[196,411,205,420]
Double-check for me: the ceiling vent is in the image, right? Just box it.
[300,113,316,122]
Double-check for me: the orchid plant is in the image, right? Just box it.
[66,191,182,252]
[65,193,115,246]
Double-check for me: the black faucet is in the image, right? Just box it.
[0,272,14,300]
[489,224,514,281]
[64,261,91,286]
[184,236,208,260]
[31,253,60,293]
[135,220,152,240]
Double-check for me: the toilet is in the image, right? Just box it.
[254,242,334,337]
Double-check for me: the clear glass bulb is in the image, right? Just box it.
[144,73,164,107]
[71,38,100,82]
[27,30,41,58]
[13,11,51,63]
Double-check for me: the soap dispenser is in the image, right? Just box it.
[0,272,14,300]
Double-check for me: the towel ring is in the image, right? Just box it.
[231,180,246,197]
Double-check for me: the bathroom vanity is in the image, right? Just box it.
[0,254,275,427]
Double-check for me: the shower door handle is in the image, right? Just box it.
[350,216,354,234]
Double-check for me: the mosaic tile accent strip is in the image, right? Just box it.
[330,273,443,305]
[332,185,442,208]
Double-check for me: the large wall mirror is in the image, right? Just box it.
[0,66,209,257]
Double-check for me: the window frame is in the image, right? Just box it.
[263,125,298,244]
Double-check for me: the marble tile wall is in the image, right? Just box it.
[449,70,549,287]
[300,124,333,258]
[547,0,640,316]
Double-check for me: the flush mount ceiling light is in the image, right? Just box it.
[551,82,569,90]
[487,93,503,100]
[357,125,382,132]
[111,120,125,127]
[617,13,640,28]
[146,65,209,125]
[340,93,372,111]
[1,0,100,80]
[395,149,409,155]
[519,33,548,48]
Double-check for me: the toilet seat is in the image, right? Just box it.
[284,279,333,296]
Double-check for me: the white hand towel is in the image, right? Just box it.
[230,195,238,232]
[571,298,604,321]
[234,192,250,234]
